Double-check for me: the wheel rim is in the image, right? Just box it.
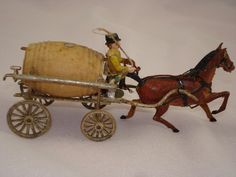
[81,110,116,141]
[7,100,51,138]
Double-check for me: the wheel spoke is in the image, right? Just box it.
[20,103,27,113]
[36,116,48,120]
[103,127,111,134]
[102,127,110,134]
[11,113,24,118]
[38,98,54,106]
[84,120,95,125]
[105,122,113,126]
[36,121,47,131]
[86,126,95,134]
[100,114,105,121]
[100,130,105,137]
[27,103,33,114]
[103,117,111,123]
[15,107,26,116]
[34,122,43,131]
[35,120,47,127]
[90,129,96,137]
[19,124,26,132]
[31,123,37,134]
[26,124,30,135]
[95,113,101,122]
[13,120,24,128]
[31,106,39,116]
[96,131,100,138]
[89,115,98,123]
[11,118,24,122]
[82,96,106,110]
[39,99,43,104]
[33,109,44,116]
[84,124,94,128]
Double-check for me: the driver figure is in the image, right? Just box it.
[105,33,142,89]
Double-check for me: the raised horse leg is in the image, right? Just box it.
[153,105,179,132]
[199,91,230,122]
[199,103,217,122]
[204,91,230,114]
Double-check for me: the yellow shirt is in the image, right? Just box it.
[106,48,128,75]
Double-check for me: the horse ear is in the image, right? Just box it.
[217,42,223,50]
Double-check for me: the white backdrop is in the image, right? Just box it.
[0,0,236,177]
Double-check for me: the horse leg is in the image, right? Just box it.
[120,105,136,119]
[204,91,230,114]
[120,99,139,119]
[199,103,217,122]
[153,105,179,133]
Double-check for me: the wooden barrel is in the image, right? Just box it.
[22,41,104,97]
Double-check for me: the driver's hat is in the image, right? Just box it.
[105,33,121,45]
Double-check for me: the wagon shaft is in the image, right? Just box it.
[100,89,199,108]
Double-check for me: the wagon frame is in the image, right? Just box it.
[4,66,199,141]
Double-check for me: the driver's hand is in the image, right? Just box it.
[128,67,136,73]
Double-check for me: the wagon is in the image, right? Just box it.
[3,42,198,141]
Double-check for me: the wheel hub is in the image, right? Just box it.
[95,122,104,131]
[24,116,33,124]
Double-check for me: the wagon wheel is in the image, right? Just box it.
[37,97,54,106]
[81,110,116,141]
[7,100,51,138]
[81,95,106,110]
[19,82,54,106]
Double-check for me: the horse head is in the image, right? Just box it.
[216,43,235,72]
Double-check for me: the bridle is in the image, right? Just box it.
[217,50,233,70]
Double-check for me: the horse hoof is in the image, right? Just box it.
[173,128,179,133]
[210,118,217,122]
[120,115,127,119]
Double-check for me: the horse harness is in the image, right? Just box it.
[146,74,212,107]
[176,76,212,107]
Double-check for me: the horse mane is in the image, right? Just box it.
[141,49,218,82]
[181,50,217,77]
[193,50,216,71]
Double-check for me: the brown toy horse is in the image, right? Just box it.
[121,43,235,132]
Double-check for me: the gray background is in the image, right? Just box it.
[1,0,236,177]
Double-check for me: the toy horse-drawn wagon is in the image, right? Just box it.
[3,41,234,141]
